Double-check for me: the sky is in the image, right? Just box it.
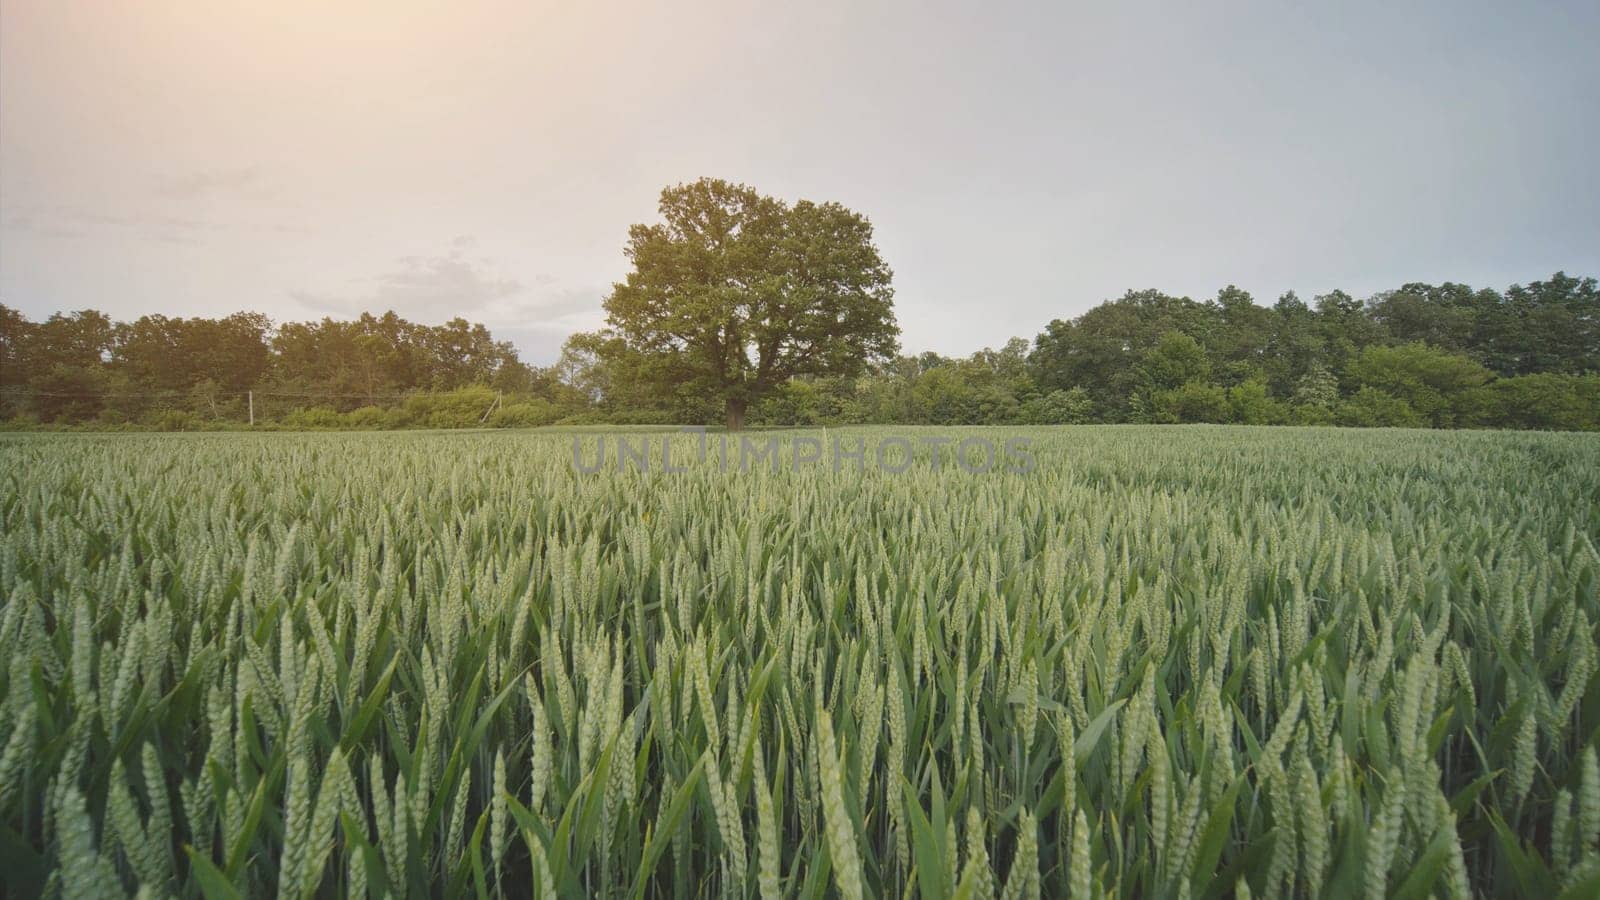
[2,1,1597,365]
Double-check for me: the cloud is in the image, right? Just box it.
[1,204,305,242]
[294,251,522,320]
[489,323,603,365]
[291,245,606,354]
[0,167,290,241]
[0,212,87,239]
[156,165,266,199]
[1,206,222,242]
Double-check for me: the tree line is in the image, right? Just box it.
[3,271,1594,432]
[2,177,1595,431]
[580,272,1596,431]
[0,307,557,428]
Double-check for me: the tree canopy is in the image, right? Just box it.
[2,245,1595,432]
[597,178,899,429]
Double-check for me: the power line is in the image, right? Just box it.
[0,387,440,401]
[3,389,189,399]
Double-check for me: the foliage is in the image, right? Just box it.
[1,307,538,424]
[1291,363,1341,410]
[1492,374,1600,432]
[1025,275,1597,430]
[596,178,899,428]
[1335,387,1427,428]
[400,387,503,429]
[1018,388,1095,425]
[1151,381,1232,424]
[282,406,347,428]
[4,268,1598,432]
[1141,331,1212,391]
[750,378,853,427]
[2,427,1598,897]
[1228,379,1290,425]
[1347,342,1495,428]
[910,364,1022,425]
[344,405,403,429]
[487,399,564,429]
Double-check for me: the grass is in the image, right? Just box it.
[1,425,1597,897]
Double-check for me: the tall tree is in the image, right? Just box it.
[29,309,116,369]
[0,304,31,378]
[1208,286,1273,385]
[1029,289,1209,418]
[1365,282,1481,354]
[600,178,899,429]
[1484,273,1598,376]
[1264,291,1325,396]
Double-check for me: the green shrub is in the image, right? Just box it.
[488,399,563,428]
[282,406,345,429]
[150,409,203,431]
[1348,342,1493,427]
[401,386,500,428]
[1019,387,1095,424]
[344,405,401,429]
[1335,387,1426,427]
[1151,380,1232,423]
[1491,373,1600,431]
[1290,403,1335,426]
[1228,379,1290,425]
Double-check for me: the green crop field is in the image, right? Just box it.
[1,426,1598,898]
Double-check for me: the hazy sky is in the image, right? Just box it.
[3,1,1597,364]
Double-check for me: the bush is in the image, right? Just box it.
[1019,388,1095,424]
[401,386,500,428]
[603,408,679,426]
[1151,381,1232,423]
[1490,374,1600,431]
[1228,379,1289,425]
[150,409,204,431]
[752,379,855,426]
[1335,387,1426,428]
[282,406,346,429]
[910,366,1021,424]
[553,410,615,426]
[345,405,402,429]
[488,399,563,428]
[1290,403,1335,426]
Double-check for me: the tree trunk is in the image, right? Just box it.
[725,397,747,431]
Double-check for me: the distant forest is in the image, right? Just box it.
[2,271,1596,431]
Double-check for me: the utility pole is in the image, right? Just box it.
[248,391,254,426]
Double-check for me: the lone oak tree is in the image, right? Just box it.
[602,178,898,429]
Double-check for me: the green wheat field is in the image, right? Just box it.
[2,426,1598,898]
